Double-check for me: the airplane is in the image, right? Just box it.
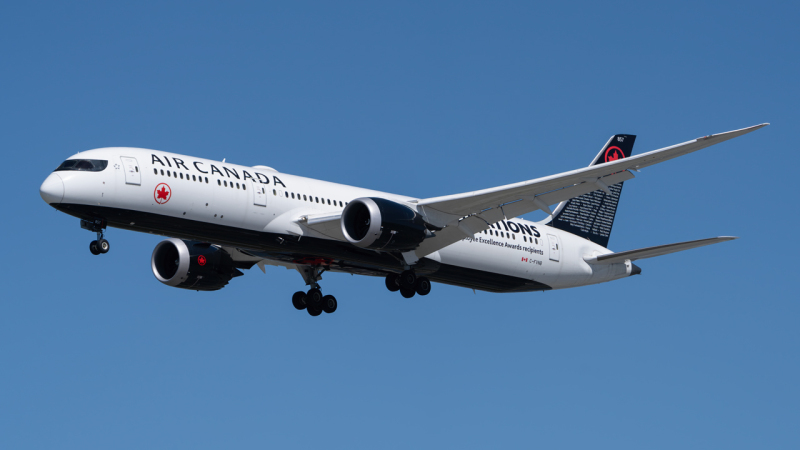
[39,123,768,316]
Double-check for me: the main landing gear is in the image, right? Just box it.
[385,270,431,298]
[292,264,338,316]
[81,219,110,255]
[292,289,338,316]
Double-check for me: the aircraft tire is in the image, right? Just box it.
[385,273,400,292]
[292,291,307,310]
[89,240,100,255]
[415,277,431,296]
[307,305,322,316]
[322,295,337,313]
[307,288,323,308]
[97,239,110,254]
[399,270,417,290]
[400,286,416,298]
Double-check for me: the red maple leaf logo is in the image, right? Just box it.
[604,146,625,163]
[154,183,171,204]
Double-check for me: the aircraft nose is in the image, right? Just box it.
[40,173,64,204]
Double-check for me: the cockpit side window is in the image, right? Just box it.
[55,159,108,172]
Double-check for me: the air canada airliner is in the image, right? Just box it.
[40,124,767,316]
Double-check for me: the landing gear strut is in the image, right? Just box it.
[386,270,432,298]
[82,219,109,255]
[291,264,338,317]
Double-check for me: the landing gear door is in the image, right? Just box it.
[120,157,141,185]
[253,182,267,207]
[547,234,560,262]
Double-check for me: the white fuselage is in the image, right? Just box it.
[41,147,634,292]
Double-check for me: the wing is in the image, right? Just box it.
[584,236,738,265]
[297,212,345,240]
[406,123,767,261]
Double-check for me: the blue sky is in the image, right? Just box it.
[1,1,798,448]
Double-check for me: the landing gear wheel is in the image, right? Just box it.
[307,304,322,316]
[415,277,431,296]
[399,270,417,290]
[322,295,338,314]
[89,240,100,255]
[385,273,400,292]
[306,288,323,308]
[292,291,307,310]
[400,286,416,298]
[97,239,110,254]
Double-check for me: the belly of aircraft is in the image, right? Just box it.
[53,203,552,293]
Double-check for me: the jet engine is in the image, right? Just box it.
[341,197,428,251]
[151,238,244,291]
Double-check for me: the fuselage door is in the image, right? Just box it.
[253,181,267,207]
[120,157,141,186]
[547,234,560,262]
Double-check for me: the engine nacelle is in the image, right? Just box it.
[151,238,243,291]
[341,197,427,251]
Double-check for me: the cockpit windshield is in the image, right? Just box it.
[55,159,108,172]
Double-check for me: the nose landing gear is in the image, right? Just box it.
[386,270,432,298]
[82,219,110,255]
[89,238,110,255]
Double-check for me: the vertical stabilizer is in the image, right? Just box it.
[544,134,636,248]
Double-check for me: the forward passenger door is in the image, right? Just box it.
[120,157,141,185]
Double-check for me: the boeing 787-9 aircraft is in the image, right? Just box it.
[40,123,767,316]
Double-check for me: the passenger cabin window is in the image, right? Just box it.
[56,159,108,172]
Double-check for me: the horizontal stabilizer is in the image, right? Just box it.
[584,236,738,265]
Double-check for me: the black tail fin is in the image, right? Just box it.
[545,134,636,248]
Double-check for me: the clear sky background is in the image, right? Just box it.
[1,1,797,448]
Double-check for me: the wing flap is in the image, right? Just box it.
[585,236,738,265]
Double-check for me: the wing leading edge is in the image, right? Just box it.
[404,123,767,262]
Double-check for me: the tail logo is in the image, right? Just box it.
[604,146,625,163]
